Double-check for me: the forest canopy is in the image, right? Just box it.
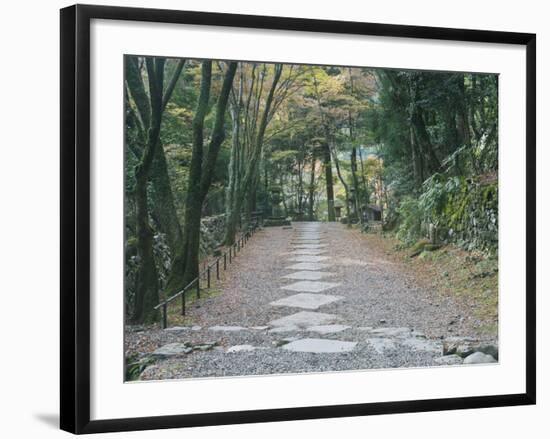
[124,56,498,324]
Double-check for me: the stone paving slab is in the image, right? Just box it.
[290,249,327,255]
[292,244,328,249]
[290,255,331,262]
[281,280,340,293]
[268,325,300,333]
[366,338,397,354]
[367,327,414,338]
[269,311,337,328]
[209,325,247,332]
[292,237,324,240]
[282,338,357,353]
[306,324,351,334]
[400,338,442,354]
[285,262,331,271]
[282,271,335,281]
[152,343,193,357]
[270,293,343,310]
[226,345,256,353]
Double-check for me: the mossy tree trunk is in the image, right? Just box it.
[132,57,164,324]
[125,56,185,323]
[165,61,238,293]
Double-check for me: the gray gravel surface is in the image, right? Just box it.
[126,222,497,380]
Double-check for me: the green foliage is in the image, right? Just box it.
[396,196,423,245]
[395,174,498,253]
[125,354,155,381]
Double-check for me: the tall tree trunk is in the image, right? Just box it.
[330,143,351,227]
[150,142,183,252]
[322,141,336,221]
[228,64,283,234]
[165,61,237,293]
[412,107,440,175]
[357,147,370,205]
[350,146,360,220]
[125,56,187,323]
[308,152,316,220]
[132,57,165,323]
[224,72,243,246]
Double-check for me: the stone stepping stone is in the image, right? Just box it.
[285,262,330,271]
[208,325,247,332]
[268,326,300,333]
[270,293,343,310]
[400,338,442,354]
[282,338,357,353]
[366,338,396,354]
[226,345,256,353]
[269,311,337,328]
[152,343,193,357]
[434,354,463,365]
[290,249,327,255]
[281,280,340,293]
[290,255,331,262]
[164,325,202,331]
[306,324,350,334]
[291,241,321,246]
[283,271,335,281]
[367,327,414,338]
[463,352,497,364]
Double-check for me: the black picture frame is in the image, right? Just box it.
[60,4,536,434]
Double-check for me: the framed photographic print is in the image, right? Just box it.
[60,4,536,434]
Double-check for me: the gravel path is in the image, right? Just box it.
[126,222,497,380]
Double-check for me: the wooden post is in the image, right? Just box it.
[216,258,220,280]
[181,291,186,316]
[196,277,200,298]
[162,303,167,329]
[207,266,211,288]
[229,247,232,263]
[224,253,227,270]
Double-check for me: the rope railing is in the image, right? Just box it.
[154,215,262,329]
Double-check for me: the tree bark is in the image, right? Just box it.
[223,75,243,245]
[307,152,316,220]
[132,57,165,323]
[330,143,351,227]
[322,141,336,221]
[224,64,283,240]
[125,57,185,256]
[165,61,237,294]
